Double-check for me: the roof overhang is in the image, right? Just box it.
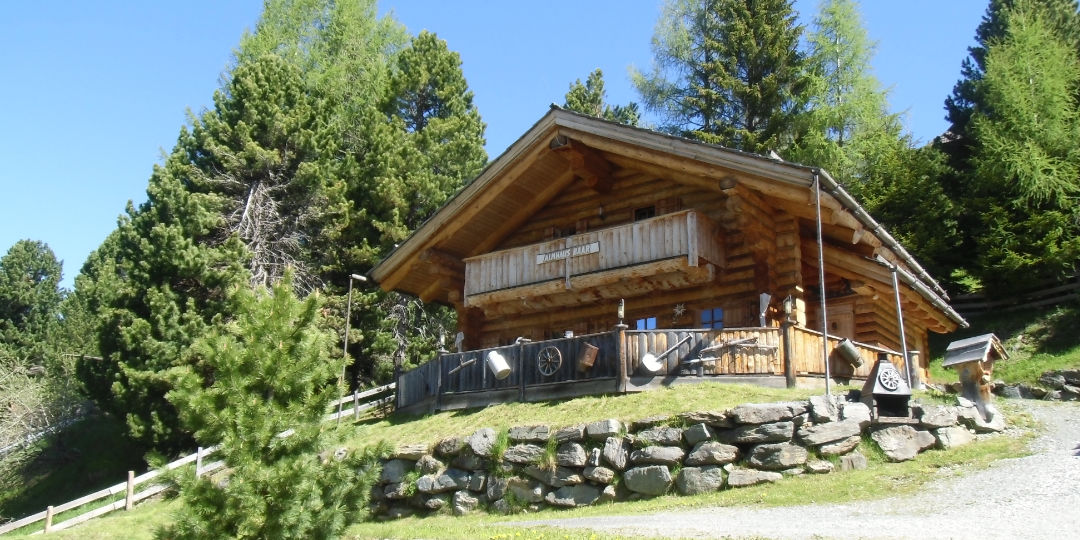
[369,106,968,330]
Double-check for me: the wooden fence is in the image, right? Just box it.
[0,383,395,536]
[951,273,1080,317]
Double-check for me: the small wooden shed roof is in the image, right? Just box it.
[370,107,967,331]
[942,333,1009,367]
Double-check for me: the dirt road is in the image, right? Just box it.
[515,401,1080,539]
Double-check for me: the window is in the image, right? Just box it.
[635,317,657,330]
[701,307,724,330]
[634,206,656,221]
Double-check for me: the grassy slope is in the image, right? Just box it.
[928,302,1080,385]
[7,384,1035,539]
[0,414,145,521]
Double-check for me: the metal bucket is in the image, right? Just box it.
[835,339,864,368]
[486,350,511,380]
[578,343,599,371]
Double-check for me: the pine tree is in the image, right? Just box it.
[184,54,348,294]
[564,68,641,125]
[162,277,382,539]
[0,240,64,367]
[632,0,809,153]
[76,159,247,453]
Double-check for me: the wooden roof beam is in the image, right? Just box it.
[551,137,614,193]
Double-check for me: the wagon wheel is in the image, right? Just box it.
[878,365,902,391]
[537,346,562,376]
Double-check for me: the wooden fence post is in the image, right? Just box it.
[353,390,360,420]
[125,471,135,511]
[195,446,204,478]
[44,505,54,533]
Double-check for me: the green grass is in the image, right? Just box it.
[928,302,1080,386]
[333,383,820,451]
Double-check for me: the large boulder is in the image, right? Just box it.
[797,420,862,446]
[583,466,615,484]
[392,443,429,460]
[452,490,479,516]
[630,446,686,466]
[586,419,623,440]
[685,441,740,466]
[635,426,685,446]
[870,425,934,462]
[730,402,807,424]
[602,436,630,470]
[676,466,725,495]
[555,424,586,443]
[379,459,413,484]
[435,436,466,457]
[818,435,861,456]
[747,442,809,471]
[509,425,551,443]
[839,401,872,428]
[507,477,546,503]
[683,423,713,446]
[544,484,602,507]
[467,428,497,457]
[678,410,733,428]
[935,426,976,449]
[809,395,840,423]
[726,467,783,488]
[623,465,673,496]
[918,404,959,429]
[557,442,588,467]
[719,421,795,444]
[416,455,443,475]
[503,444,544,464]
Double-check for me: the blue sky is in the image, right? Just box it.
[0,1,987,288]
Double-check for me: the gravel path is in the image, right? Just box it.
[514,401,1080,539]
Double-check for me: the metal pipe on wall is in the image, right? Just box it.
[813,172,831,396]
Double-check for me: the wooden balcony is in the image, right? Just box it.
[463,210,722,315]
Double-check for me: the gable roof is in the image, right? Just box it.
[370,106,967,330]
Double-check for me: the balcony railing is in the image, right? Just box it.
[463,210,721,302]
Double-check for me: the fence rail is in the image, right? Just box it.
[951,274,1080,316]
[0,383,395,536]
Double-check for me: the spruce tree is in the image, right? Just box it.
[633,0,809,153]
[0,240,64,368]
[564,68,641,125]
[162,277,379,539]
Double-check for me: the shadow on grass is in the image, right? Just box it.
[0,414,145,520]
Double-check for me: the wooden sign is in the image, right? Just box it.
[536,242,599,265]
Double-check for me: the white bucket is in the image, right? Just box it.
[486,350,511,380]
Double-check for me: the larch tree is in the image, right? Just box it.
[564,68,641,126]
[969,2,1080,288]
[632,0,809,153]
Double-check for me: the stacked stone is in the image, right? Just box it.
[371,395,989,518]
[992,370,1080,401]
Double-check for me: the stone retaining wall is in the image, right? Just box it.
[370,394,1003,518]
[991,370,1080,401]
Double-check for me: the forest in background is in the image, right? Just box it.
[2,0,1079,535]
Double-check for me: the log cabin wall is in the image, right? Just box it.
[468,169,793,348]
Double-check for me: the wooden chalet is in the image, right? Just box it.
[371,107,968,413]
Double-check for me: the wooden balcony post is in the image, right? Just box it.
[781,320,797,388]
